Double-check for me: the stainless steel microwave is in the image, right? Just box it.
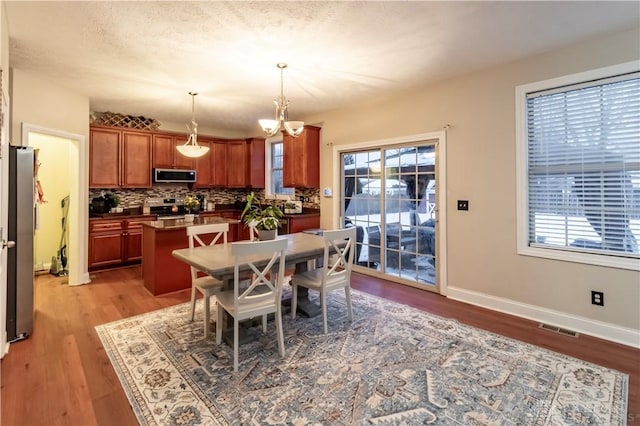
[153,168,197,183]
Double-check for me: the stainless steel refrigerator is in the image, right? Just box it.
[7,146,34,342]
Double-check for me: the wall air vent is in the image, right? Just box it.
[538,323,579,338]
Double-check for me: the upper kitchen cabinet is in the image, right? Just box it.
[89,126,152,188]
[210,139,228,187]
[245,137,266,189]
[193,137,211,188]
[283,125,320,188]
[152,133,195,170]
[226,140,247,188]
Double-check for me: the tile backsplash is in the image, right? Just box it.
[89,186,320,210]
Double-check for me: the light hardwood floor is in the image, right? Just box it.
[1,266,638,425]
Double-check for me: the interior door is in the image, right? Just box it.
[341,141,438,292]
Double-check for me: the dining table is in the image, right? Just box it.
[172,232,331,343]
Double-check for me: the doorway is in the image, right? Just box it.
[335,132,446,294]
[22,123,89,287]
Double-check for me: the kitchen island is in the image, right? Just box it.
[142,216,240,296]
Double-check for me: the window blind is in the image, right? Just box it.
[526,72,640,257]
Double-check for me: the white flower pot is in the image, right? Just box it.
[258,229,277,241]
[184,214,195,222]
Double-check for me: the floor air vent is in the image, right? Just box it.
[538,323,579,338]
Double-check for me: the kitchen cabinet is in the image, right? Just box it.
[90,126,153,188]
[88,216,155,269]
[283,125,320,188]
[122,132,153,187]
[226,140,247,187]
[285,214,320,234]
[193,138,212,188]
[153,133,195,170]
[199,211,241,241]
[245,137,266,188]
[210,139,228,187]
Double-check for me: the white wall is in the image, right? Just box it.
[0,0,11,357]
[11,69,90,286]
[306,29,640,345]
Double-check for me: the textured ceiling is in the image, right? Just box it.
[5,1,639,137]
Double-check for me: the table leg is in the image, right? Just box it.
[282,260,321,318]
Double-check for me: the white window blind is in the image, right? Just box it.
[525,72,640,258]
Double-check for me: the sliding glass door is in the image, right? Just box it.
[342,141,438,290]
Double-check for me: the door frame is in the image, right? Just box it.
[332,130,448,295]
[22,123,90,287]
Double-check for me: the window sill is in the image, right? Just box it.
[518,245,640,271]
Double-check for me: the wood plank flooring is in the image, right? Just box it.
[1,266,638,425]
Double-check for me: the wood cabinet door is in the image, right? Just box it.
[89,232,124,267]
[122,131,152,188]
[173,135,195,169]
[226,140,247,187]
[89,127,120,188]
[288,215,321,234]
[152,134,174,169]
[124,229,143,261]
[193,139,211,188]
[283,126,320,188]
[246,137,265,188]
[210,140,228,187]
[123,217,153,261]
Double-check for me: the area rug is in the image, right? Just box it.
[96,289,628,425]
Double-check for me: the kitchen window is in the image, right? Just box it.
[515,62,640,270]
[266,140,294,197]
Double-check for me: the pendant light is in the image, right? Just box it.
[176,92,210,158]
[258,63,304,138]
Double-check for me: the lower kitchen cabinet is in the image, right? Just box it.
[199,211,241,241]
[285,214,320,234]
[89,216,155,269]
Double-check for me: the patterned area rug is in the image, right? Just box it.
[96,289,628,425]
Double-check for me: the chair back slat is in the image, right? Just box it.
[322,228,356,284]
[187,223,229,248]
[187,223,229,280]
[232,238,287,307]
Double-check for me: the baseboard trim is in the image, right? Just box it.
[447,286,640,349]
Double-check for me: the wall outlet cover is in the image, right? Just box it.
[323,187,332,197]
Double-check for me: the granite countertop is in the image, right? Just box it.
[90,206,320,221]
[141,215,240,230]
[89,213,154,220]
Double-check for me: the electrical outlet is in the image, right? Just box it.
[457,200,469,211]
[591,291,604,306]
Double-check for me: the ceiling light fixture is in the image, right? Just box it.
[176,92,210,158]
[259,63,304,138]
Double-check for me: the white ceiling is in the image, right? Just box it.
[5,1,639,136]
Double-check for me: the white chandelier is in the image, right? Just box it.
[176,92,210,158]
[259,63,304,138]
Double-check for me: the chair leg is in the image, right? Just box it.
[262,315,267,333]
[189,286,197,321]
[291,284,298,319]
[203,294,210,338]
[216,305,223,345]
[233,317,239,372]
[321,290,328,334]
[345,286,353,322]
[275,307,285,357]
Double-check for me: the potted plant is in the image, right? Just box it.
[240,192,283,240]
[183,195,200,222]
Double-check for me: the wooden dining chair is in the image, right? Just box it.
[291,227,357,334]
[215,237,288,371]
[186,223,229,338]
